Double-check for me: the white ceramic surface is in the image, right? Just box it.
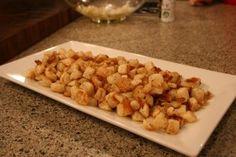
[0,41,235,157]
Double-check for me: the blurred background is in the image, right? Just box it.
[0,0,78,64]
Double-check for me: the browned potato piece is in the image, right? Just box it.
[130,100,141,111]
[39,76,52,87]
[189,97,201,111]
[117,101,133,117]
[64,86,71,97]
[94,87,106,102]
[176,87,189,103]
[50,82,65,93]
[118,64,128,74]
[191,87,205,104]
[152,112,168,130]
[105,92,119,108]
[60,72,70,84]
[166,119,180,135]
[45,67,57,82]
[132,111,144,122]
[83,67,95,80]
[115,77,133,92]
[80,81,94,96]
[181,111,197,123]
[181,77,201,88]
[139,104,150,118]
[143,117,155,130]
[26,68,35,79]
[35,64,45,75]
[98,101,112,111]
[74,89,89,105]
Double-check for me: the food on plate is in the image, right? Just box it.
[26,49,212,134]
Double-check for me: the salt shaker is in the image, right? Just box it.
[161,0,175,22]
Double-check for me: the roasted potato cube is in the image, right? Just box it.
[168,82,177,88]
[143,117,155,130]
[121,92,133,98]
[137,67,147,74]
[91,76,103,88]
[115,77,133,92]
[64,86,71,97]
[170,101,181,108]
[98,101,112,111]
[131,78,142,86]
[56,62,66,72]
[88,97,98,106]
[107,73,121,84]
[26,68,35,79]
[145,94,154,106]
[114,94,124,103]
[45,67,57,82]
[61,58,74,66]
[50,82,65,93]
[68,80,78,87]
[128,68,137,79]
[80,81,94,96]
[118,64,128,74]
[116,102,133,117]
[95,54,109,63]
[70,70,82,80]
[144,61,154,72]
[128,59,139,68]
[151,106,161,117]
[132,111,144,122]
[150,87,163,95]
[174,105,186,116]
[166,107,175,116]
[35,64,45,75]
[189,97,201,111]
[143,83,152,93]
[94,87,106,102]
[56,71,62,78]
[106,92,119,108]
[181,111,197,123]
[176,87,189,103]
[166,119,180,135]
[168,89,177,100]
[117,56,127,65]
[181,77,201,88]
[74,89,89,105]
[149,73,164,83]
[152,112,168,130]
[60,72,70,84]
[191,87,205,104]
[139,104,150,118]
[83,67,95,80]
[133,85,145,99]
[130,100,141,111]
[39,76,52,87]
[70,86,79,100]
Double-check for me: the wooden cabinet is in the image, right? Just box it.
[0,0,78,64]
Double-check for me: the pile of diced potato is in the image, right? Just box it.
[26,49,212,134]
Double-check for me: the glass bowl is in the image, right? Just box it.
[65,0,146,23]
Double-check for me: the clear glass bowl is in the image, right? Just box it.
[65,0,146,23]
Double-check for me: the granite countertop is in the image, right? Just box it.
[0,2,236,157]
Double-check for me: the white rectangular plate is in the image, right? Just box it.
[0,41,235,157]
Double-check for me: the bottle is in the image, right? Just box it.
[161,0,175,22]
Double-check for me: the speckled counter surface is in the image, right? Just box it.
[0,2,236,157]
